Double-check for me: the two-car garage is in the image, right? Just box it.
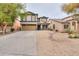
[21,21,37,31]
[22,24,37,31]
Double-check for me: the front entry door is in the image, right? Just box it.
[37,25,41,30]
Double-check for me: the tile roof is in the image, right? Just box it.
[38,16,48,19]
[26,11,38,15]
[49,19,64,23]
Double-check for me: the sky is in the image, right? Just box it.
[26,3,71,19]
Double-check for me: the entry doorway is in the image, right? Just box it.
[43,25,48,30]
[37,25,41,30]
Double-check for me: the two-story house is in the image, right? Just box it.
[37,16,49,30]
[20,11,38,30]
[20,11,49,30]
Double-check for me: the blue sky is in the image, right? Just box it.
[26,3,71,19]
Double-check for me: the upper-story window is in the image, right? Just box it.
[32,16,36,21]
[26,11,38,22]
[31,15,38,21]
[37,18,39,22]
[38,16,48,22]
[26,15,31,21]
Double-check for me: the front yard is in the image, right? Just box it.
[0,30,79,56]
[37,30,79,56]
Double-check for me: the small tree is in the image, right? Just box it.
[62,3,79,32]
[0,3,25,34]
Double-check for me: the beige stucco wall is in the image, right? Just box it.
[22,24,37,31]
[68,20,79,32]
[40,18,47,23]
[77,23,79,32]
[32,16,36,21]
[48,20,64,32]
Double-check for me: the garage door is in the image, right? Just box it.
[22,24,37,30]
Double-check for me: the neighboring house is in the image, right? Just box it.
[20,11,79,32]
[48,14,79,32]
[20,11,38,30]
[37,16,49,30]
[48,19,64,32]
[62,14,79,32]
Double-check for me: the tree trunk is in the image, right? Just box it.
[1,22,7,35]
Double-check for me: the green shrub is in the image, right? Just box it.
[65,28,76,34]
[69,33,79,38]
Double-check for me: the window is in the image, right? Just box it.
[72,22,75,25]
[32,15,37,21]
[37,18,40,22]
[53,24,55,29]
[64,25,69,29]
[26,15,31,21]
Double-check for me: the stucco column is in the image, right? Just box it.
[31,15,32,21]
[41,24,43,30]
[70,21,72,30]
[75,21,78,31]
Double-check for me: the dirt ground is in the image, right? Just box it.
[37,30,79,56]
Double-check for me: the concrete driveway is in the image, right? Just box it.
[1,30,79,56]
[0,31,37,56]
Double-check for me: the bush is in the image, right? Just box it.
[68,30,75,34]
[10,28,15,32]
[65,29,76,34]
[69,33,79,38]
[55,30,58,32]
